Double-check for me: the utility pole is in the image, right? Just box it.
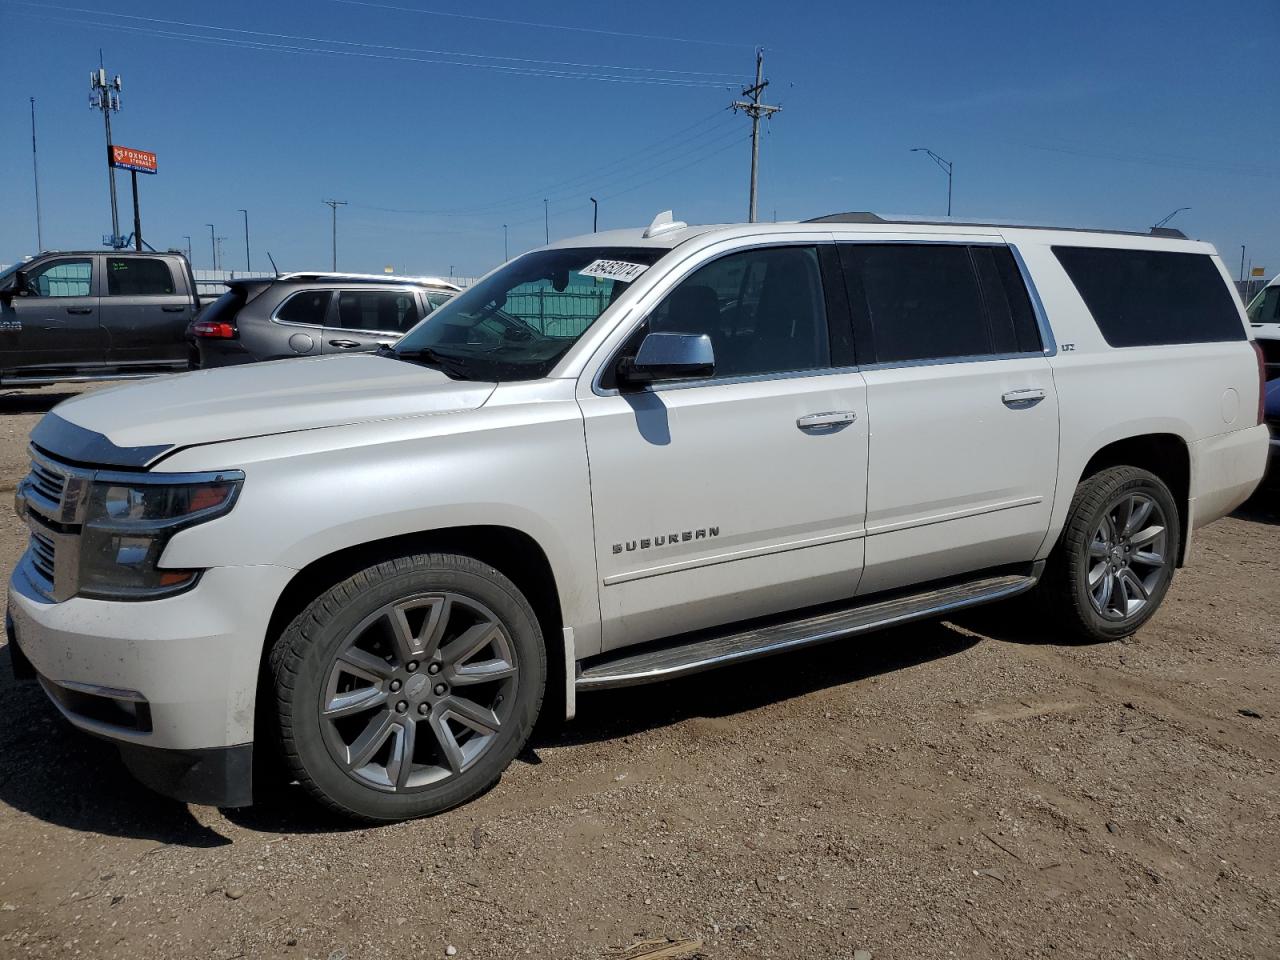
[89,56,123,246]
[543,199,550,244]
[911,147,953,216]
[183,235,192,263]
[503,224,509,262]
[238,209,250,271]
[731,47,781,223]
[590,197,599,232]
[206,223,216,270]
[30,98,43,252]
[323,199,347,271]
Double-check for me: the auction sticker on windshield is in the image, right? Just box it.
[580,259,650,283]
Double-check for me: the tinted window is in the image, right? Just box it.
[276,290,332,326]
[1247,286,1280,324]
[425,290,454,311]
[336,290,421,333]
[1053,247,1244,347]
[106,257,175,296]
[30,259,92,298]
[841,244,990,362]
[646,246,830,378]
[971,246,1043,354]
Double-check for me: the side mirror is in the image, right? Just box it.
[0,270,23,308]
[618,332,715,387]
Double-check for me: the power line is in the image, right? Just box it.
[15,7,739,87]
[14,2,744,82]
[326,0,754,49]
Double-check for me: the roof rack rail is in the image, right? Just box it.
[276,271,460,288]
[803,212,1187,240]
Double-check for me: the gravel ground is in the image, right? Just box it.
[0,384,1277,960]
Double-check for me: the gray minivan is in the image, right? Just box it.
[191,272,460,368]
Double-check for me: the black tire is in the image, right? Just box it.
[1037,466,1180,643]
[269,552,545,822]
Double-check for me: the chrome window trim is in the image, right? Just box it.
[856,351,1048,373]
[1007,242,1059,357]
[589,238,842,398]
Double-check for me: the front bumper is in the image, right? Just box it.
[6,556,294,804]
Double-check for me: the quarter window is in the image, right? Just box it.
[106,257,175,296]
[1053,247,1244,347]
[645,246,831,379]
[840,244,991,363]
[336,291,421,333]
[275,290,332,326]
[29,259,92,298]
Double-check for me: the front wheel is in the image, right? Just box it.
[1038,466,1180,642]
[270,553,546,821]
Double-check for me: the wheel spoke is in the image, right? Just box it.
[417,596,453,661]
[441,695,501,736]
[337,647,395,682]
[1089,539,1111,559]
[1123,496,1153,537]
[427,711,465,774]
[386,718,417,789]
[1119,568,1150,614]
[440,621,502,668]
[1093,568,1114,612]
[452,658,517,686]
[323,686,388,719]
[1128,524,1165,549]
[345,710,396,770]
[1088,559,1108,587]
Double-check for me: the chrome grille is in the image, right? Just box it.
[29,531,56,585]
[28,459,67,505]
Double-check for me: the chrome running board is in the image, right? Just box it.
[576,569,1038,691]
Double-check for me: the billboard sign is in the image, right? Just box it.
[109,144,157,174]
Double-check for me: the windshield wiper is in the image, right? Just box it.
[377,344,473,380]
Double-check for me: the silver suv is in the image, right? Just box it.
[191,272,460,367]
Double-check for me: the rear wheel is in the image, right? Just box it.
[1039,466,1180,642]
[270,553,545,821]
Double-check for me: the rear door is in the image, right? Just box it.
[100,256,194,367]
[837,239,1060,595]
[0,255,106,374]
[322,288,422,354]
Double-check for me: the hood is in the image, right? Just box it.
[32,354,495,468]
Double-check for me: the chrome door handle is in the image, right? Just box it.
[328,339,362,349]
[1002,388,1046,408]
[797,411,857,431]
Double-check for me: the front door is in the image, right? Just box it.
[322,289,422,354]
[0,256,105,375]
[836,240,1061,595]
[580,243,870,650]
[99,255,193,367]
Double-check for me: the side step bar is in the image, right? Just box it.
[576,569,1038,691]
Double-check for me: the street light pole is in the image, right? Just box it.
[206,223,216,270]
[503,224,508,262]
[1152,206,1190,230]
[1240,245,1247,283]
[30,97,43,252]
[543,199,549,244]
[238,209,250,271]
[590,196,598,232]
[183,235,192,263]
[911,147,953,216]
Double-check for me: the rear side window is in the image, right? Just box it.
[1053,247,1244,347]
[1247,286,1280,324]
[107,257,175,296]
[276,290,332,326]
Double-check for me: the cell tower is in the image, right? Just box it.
[89,62,123,247]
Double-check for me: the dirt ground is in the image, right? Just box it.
[0,384,1277,960]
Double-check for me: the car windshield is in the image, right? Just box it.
[391,247,667,381]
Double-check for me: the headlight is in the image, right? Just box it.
[78,472,242,600]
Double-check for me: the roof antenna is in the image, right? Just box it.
[266,251,279,277]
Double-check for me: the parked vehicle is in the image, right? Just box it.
[190,273,460,368]
[1246,273,1280,379]
[7,211,1268,821]
[1265,379,1280,483]
[0,251,201,386]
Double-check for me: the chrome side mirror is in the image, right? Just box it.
[618,332,715,387]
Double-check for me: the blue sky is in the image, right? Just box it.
[1,0,1276,280]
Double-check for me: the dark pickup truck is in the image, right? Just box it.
[0,250,201,387]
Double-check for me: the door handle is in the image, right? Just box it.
[328,339,362,349]
[65,307,93,315]
[797,411,857,431]
[1002,388,1047,408]
[161,305,187,313]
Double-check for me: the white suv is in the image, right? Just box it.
[7,212,1268,821]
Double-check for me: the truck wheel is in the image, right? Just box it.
[270,553,545,821]
[1039,466,1180,643]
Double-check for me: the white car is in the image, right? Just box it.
[7,211,1269,821]
[1246,273,1280,378]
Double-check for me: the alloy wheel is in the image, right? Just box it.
[1086,492,1169,622]
[318,592,519,792]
